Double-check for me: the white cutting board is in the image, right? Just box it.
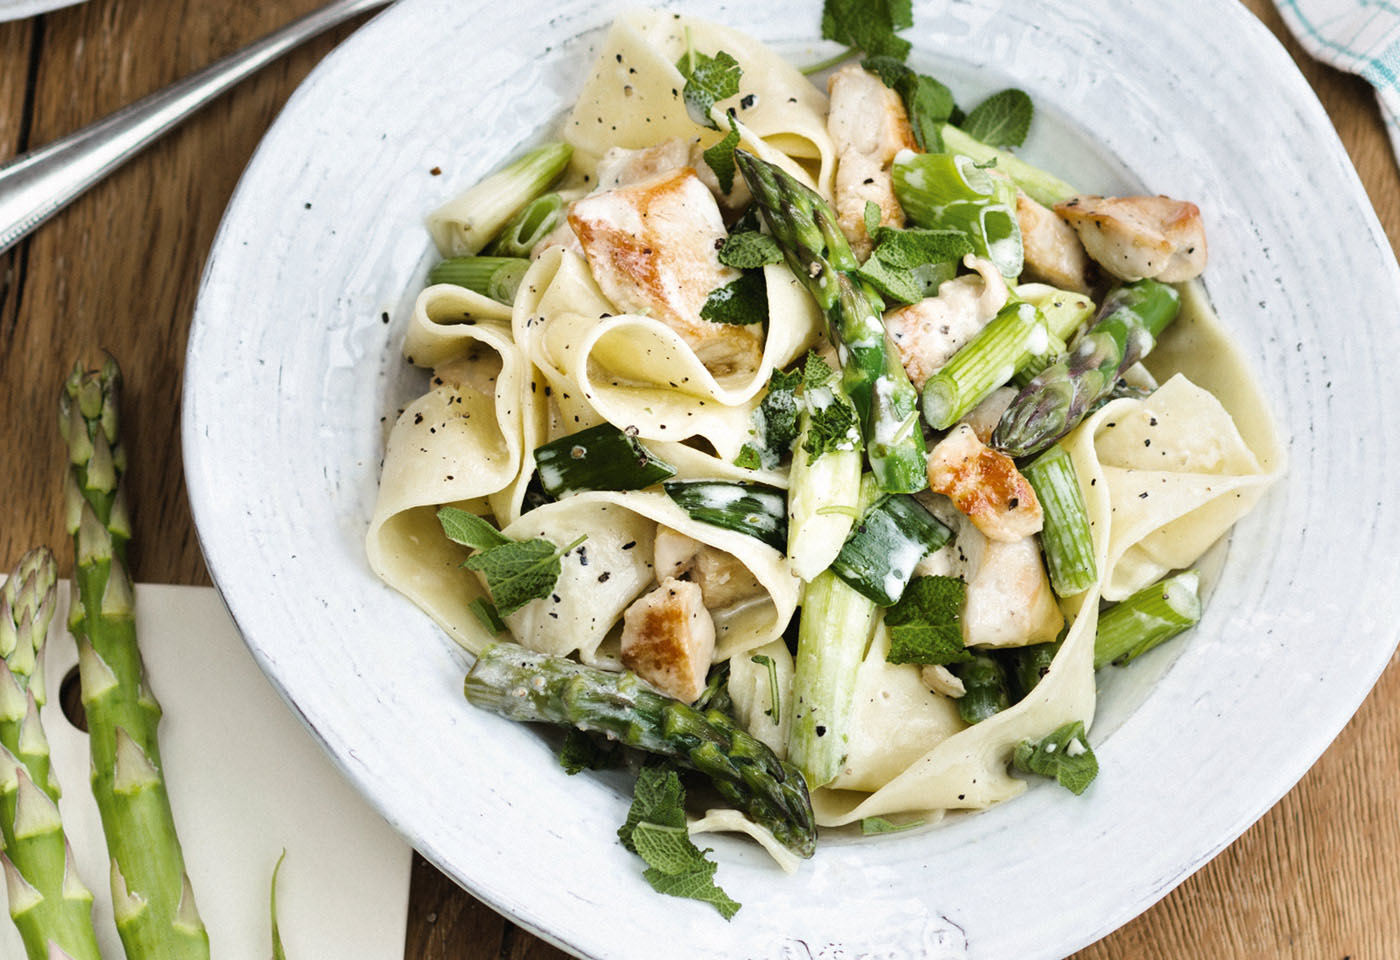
[0,582,411,959]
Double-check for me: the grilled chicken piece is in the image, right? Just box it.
[1054,194,1207,282]
[827,63,918,259]
[926,424,1042,542]
[884,257,1009,389]
[1016,191,1091,293]
[569,168,763,377]
[652,525,765,610]
[595,138,695,190]
[962,536,1063,647]
[620,577,717,703]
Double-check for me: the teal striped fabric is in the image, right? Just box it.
[1276,0,1400,162]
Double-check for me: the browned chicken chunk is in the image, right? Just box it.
[569,168,763,377]
[827,63,918,259]
[1016,191,1091,293]
[884,257,1008,389]
[620,577,716,703]
[926,424,1042,542]
[1054,194,1207,282]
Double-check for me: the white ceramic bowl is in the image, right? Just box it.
[183,1,1400,957]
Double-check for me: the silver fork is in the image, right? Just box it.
[0,0,392,255]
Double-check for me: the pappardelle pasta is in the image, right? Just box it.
[367,5,1281,915]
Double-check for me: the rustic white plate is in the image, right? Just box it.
[183,1,1400,957]
[0,0,85,21]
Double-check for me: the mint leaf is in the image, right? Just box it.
[701,271,767,325]
[468,596,506,635]
[464,534,586,617]
[801,351,836,390]
[802,391,860,463]
[962,88,1034,148]
[703,121,742,193]
[718,231,782,270]
[677,49,742,130]
[887,623,970,665]
[862,56,956,151]
[437,506,509,550]
[860,815,926,835]
[822,0,913,60]
[863,199,882,238]
[559,729,621,775]
[619,765,686,852]
[1012,721,1098,795]
[619,767,743,920]
[744,367,802,469]
[855,252,926,305]
[884,575,969,665]
[869,227,973,269]
[734,445,762,470]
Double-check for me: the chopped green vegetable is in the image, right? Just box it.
[1094,571,1202,668]
[829,494,952,605]
[821,0,914,60]
[1012,721,1098,795]
[700,271,768,325]
[951,653,1011,724]
[860,816,927,835]
[718,231,783,269]
[558,729,622,775]
[534,422,677,498]
[676,45,742,130]
[883,575,970,666]
[428,256,529,304]
[663,481,788,551]
[750,654,781,725]
[485,192,565,258]
[961,89,1034,148]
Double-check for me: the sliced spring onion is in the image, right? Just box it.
[663,481,788,551]
[534,424,676,498]
[829,492,952,606]
[1094,571,1202,669]
[428,256,529,305]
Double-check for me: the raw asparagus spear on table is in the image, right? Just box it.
[734,150,926,494]
[464,642,817,858]
[60,358,210,960]
[1,548,103,960]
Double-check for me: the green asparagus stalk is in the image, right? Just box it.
[890,151,1023,278]
[1,548,102,960]
[60,358,210,960]
[992,279,1181,458]
[920,300,1050,430]
[464,642,816,857]
[427,256,529,305]
[938,124,1077,207]
[734,150,926,494]
[1094,571,1202,668]
[485,191,566,258]
[952,653,1011,724]
[1022,445,1097,597]
[1001,639,1062,703]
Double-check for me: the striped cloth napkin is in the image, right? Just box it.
[1274,0,1400,162]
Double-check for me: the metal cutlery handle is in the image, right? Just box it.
[0,0,390,255]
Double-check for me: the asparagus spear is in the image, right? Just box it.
[992,279,1181,458]
[734,150,926,494]
[952,653,1011,724]
[1022,445,1097,597]
[1094,571,1202,668]
[1,548,102,960]
[60,358,210,960]
[465,642,816,858]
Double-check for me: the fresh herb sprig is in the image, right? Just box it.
[437,507,586,616]
[883,575,970,666]
[1012,721,1099,795]
[619,766,742,919]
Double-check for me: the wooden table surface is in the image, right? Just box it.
[1,1,1396,957]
